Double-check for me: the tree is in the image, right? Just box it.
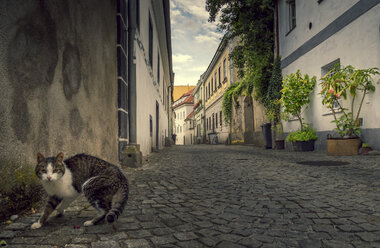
[206,0,275,103]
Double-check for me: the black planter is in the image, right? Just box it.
[261,123,272,149]
[275,140,285,150]
[292,140,315,152]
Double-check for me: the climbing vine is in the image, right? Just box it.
[207,0,275,123]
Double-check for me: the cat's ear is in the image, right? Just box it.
[37,152,45,163]
[56,152,64,163]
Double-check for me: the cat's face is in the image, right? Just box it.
[35,152,65,182]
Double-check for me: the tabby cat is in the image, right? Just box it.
[31,152,129,229]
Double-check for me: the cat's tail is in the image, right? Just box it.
[106,181,129,223]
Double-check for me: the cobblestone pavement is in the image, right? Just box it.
[2,145,380,247]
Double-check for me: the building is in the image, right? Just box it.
[172,88,194,145]
[192,79,205,143]
[0,0,173,166]
[202,39,233,144]
[277,0,380,150]
[130,0,174,155]
[184,110,195,145]
[173,85,196,102]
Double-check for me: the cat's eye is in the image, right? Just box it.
[41,169,47,173]
[53,169,61,173]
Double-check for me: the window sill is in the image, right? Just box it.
[322,109,343,116]
[285,25,296,37]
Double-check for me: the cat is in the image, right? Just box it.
[31,152,129,229]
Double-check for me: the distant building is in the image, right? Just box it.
[172,88,194,145]
[277,0,380,150]
[192,79,205,143]
[202,39,233,144]
[184,110,195,145]
[173,85,195,102]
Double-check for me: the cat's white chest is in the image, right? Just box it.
[42,168,78,199]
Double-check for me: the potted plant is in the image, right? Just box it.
[281,70,317,151]
[285,125,318,151]
[361,143,372,155]
[320,64,379,155]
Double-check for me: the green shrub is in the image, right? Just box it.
[0,159,42,221]
[285,126,318,142]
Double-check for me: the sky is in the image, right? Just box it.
[170,0,223,86]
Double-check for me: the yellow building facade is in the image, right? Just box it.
[202,40,232,144]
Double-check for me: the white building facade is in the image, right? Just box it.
[193,80,205,143]
[172,89,194,145]
[278,0,380,150]
[129,0,174,155]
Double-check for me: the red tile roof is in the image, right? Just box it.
[172,88,195,109]
[185,110,194,121]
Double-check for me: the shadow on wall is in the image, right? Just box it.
[7,1,58,149]
[6,1,87,154]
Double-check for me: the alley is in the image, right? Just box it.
[2,145,380,247]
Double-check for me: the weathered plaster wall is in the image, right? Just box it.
[0,0,118,164]
[229,95,266,146]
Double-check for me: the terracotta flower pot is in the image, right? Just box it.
[327,137,361,156]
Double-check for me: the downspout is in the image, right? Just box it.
[202,79,206,142]
[167,84,172,144]
[274,0,279,59]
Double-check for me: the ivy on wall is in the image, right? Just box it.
[206,0,275,123]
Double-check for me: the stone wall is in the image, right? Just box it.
[0,0,118,164]
[230,95,266,147]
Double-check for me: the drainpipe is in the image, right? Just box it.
[167,84,173,144]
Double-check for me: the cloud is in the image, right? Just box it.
[170,0,224,85]
[173,53,193,64]
[194,34,219,44]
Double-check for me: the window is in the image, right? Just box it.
[288,0,296,31]
[205,86,208,101]
[206,118,208,130]
[215,113,218,128]
[218,67,221,87]
[148,14,153,67]
[157,52,160,84]
[211,78,213,95]
[223,58,227,80]
[321,59,341,114]
[150,115,152,137]
[212,114,215,131]
[220,111,222,126]
[208,82,210,98]
[136,0,140,30]
[214,72,217,91]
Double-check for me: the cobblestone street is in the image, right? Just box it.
[2,145,380,247]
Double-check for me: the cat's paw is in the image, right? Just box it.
[83,220,94,226]
[31,222,42,229]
